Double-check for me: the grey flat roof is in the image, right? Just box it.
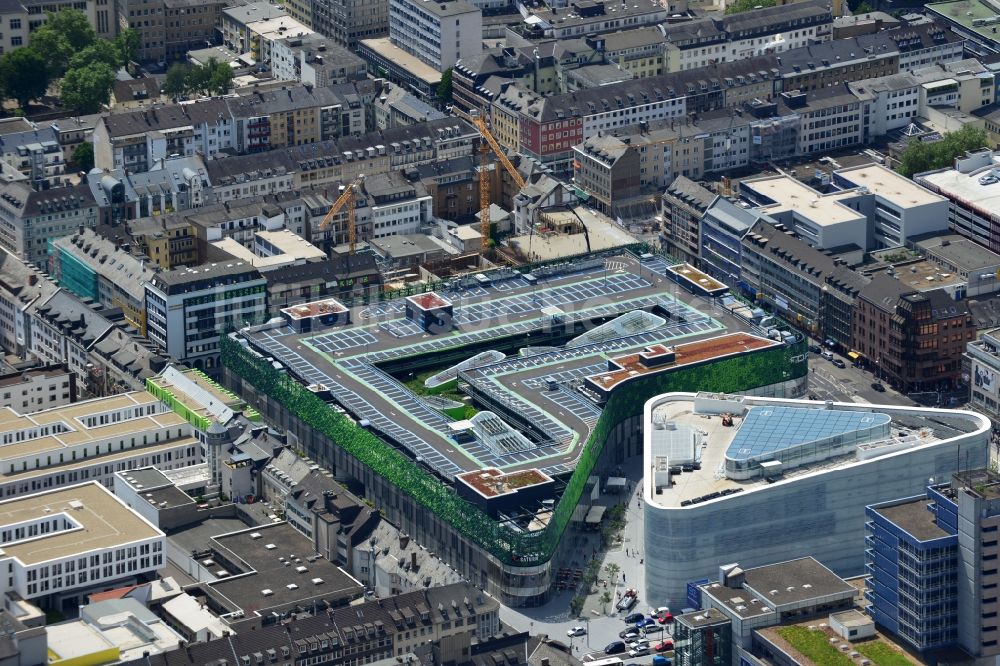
[872,497,951,541]
[917,234,1000,270]
[744,557,855,606]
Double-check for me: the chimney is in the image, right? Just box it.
[411,551,417,570]
[28,274,37,286]
[399,534,409,549]
[78,225,84,235]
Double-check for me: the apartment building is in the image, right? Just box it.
[853,274,973,391]
[117,0,228,63]
[660,0,832,73]
[48,229,155,335]
[517,0,668,41]
[594,27,666,79]
[387,0,481,72]
[271,34,368,87]
[660,176,716,265]
[220,1,288,53]
[144,261,266,369]
[26,290,115,378]
[0,181,98,266]
[0,249,58,357]
[93,86,366,171]
[867,469,1000,662]
[0,483,165,609]
[122,582,499,666]
[0,364,76,412]
[123,216,198,270]
[205,151,298,204]
[0,389,200,499]
[0,124,64,190]
[0,0,114,55]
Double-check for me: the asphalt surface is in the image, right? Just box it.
[804,343,917,407]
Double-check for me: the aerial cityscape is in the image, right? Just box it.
[0,0,998,663]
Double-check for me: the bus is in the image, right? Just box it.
[583,658,624,666]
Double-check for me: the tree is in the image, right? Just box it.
[162,62,192,97]
[31,9,95,77]
[72,143,94,171]
[60,62,115,113]
[115,28,139,67]
[725,0,776,14]
[569,595,586,617]
[599,590,613,614]
[0,48,50,109]
[69,40,120,71]
[437,67,453,105]
[604,563,621,585]
[205,59,233,96]
[897,125,988,177]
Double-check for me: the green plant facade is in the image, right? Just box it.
[221,333,804,566]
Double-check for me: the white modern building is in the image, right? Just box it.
[0,390,201,500]
[642,392,990,606]
[0,482,165,608]
[849,74,921,139]
[144,262,266,370]
[387,0,482,71]
[742,165,949,251]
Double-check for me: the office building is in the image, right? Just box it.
[642,393,990,606]
[309,0,389,48]
[144,262,266,369]
[0,482,165,608]
[739,221,865,346]
[116,0,228,63]
[699,198,768,290]
[672,608,731,666]
[386,0,481,72]
[271,34,368,87]
[742,165,949,251]
[0,388,200,499]
[866,469,1000,661]
[659,0,832,73]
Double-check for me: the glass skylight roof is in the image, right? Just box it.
[725,406,892,462]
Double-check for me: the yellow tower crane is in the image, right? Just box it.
[319,175,364,254]
[469,111,525,251]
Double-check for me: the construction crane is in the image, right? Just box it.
[319,175,364,254]
[469,110,525,251]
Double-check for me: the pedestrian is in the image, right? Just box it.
[623,574,626,583]
[640,558,644,564]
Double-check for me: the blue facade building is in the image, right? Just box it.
[698,198,767,290]
[866,470,1000,662]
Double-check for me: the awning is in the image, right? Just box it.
[847,351,861,361]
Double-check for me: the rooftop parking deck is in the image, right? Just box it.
[244,255,752,479]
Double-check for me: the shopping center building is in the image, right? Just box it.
[642,393,990,606]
